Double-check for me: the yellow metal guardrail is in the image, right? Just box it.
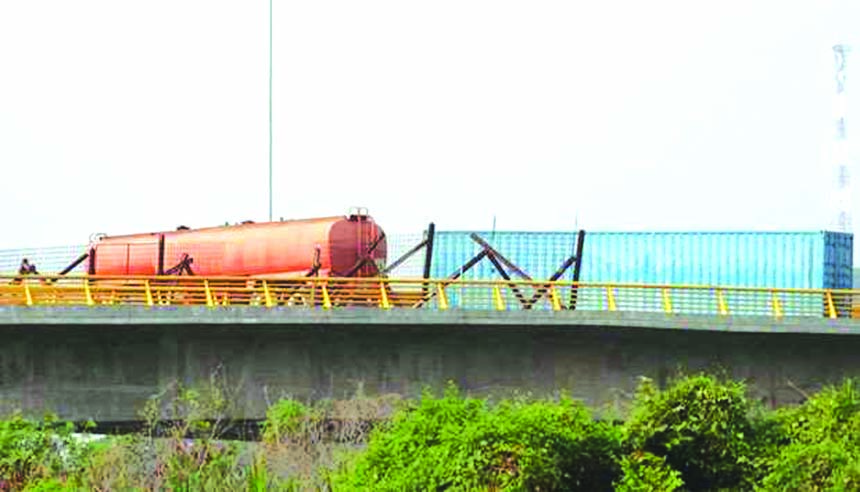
[0,275,857,319]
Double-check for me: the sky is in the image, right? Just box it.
[1,1,860,251]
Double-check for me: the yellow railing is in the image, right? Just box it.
[0,275,857,319]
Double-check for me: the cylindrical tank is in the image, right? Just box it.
[88,214,387,277]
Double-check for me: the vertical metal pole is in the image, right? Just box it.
[268,0,274,222]
[263,280,274,308]
[422,223,436,280]
[436,282,448,310]
[569,230,586,310]
[491,215,496,243]
[85,279,96,306]
[88,247,96,275]
[662,288,673,314]
[833,45,851,233]
[549,285,562,311]
[145,280,154,307]
[422,222,435,299]
[157,234,165,276]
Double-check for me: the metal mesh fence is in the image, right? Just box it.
[0,244,89,275]
[383,230,428,278]
[0,230,432,277]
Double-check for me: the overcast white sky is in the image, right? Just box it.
[1,1,859,251]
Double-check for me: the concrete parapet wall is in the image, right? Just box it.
[0,307,858,420]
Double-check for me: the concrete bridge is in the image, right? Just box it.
[1,307,858,421]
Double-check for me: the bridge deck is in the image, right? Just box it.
[0,305,857,335]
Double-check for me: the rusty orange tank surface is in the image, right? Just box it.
[89,215,387,278]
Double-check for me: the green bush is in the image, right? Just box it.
[21,477,77,491]
[332,382,622,491]
[758,379,860,491]
[16,376,860,490]
[159,440,246,491]
[745,406,791,484]
[261,398,318,444]
[614,451,684,492]
[775,379,860,446]
[759,439,860,491]
[623,374,758,491]
[0,412,94,490]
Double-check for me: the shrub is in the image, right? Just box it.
[159,439,248,492]
[774,379,860,446]
[0,412,93,490]
[614,451,684,492]
[332,382,622,491]
[759,439,860,491]
[76,434,152,491]
[745,406,791,483]
[261,398,317,444]
[21,477,76,491]
[759,379,860,491]
[623,374,758,490]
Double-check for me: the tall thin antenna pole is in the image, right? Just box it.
[268,0,273,222]
[491,215,496,242]
[833,44,851,233]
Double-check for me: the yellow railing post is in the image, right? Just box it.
[493,284,506,311]
[549,285,562,311]
[437,283,449,310]
[263,280,274,308]
[716,289,729,315]
[19,275,859,318]
[661,288,673,314]
[322,283,332,310]
[84,279,95,307]
[826,290,838,319]
[771,291,783,318]
[144,280,154,307]
[379,282,391,310]
[24,282,33,306]
[204,280,214,307]
[605,286,617,312]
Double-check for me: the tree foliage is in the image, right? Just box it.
[623,374,759,490]
[614,451,684,492]
[333,382,622,491]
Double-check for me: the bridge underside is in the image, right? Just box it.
[0,307,858,420]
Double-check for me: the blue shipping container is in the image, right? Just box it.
[430,231,853,289]
[429,230,852,312]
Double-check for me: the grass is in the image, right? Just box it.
[0,373,403,491]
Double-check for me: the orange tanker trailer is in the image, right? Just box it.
[87,212,387,278]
